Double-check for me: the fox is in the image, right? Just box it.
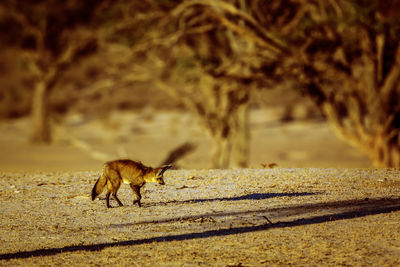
[91,159,172,208]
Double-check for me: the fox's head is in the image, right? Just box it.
[150,165,172,185]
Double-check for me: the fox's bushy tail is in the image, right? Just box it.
[91,173,107,201]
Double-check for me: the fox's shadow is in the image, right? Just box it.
[99,192,317,208]
[145,192,317,207]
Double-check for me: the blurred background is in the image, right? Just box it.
[1,0,399,171]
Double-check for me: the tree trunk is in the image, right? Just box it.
[321,97,400,168]
[31,79,51,143]
[369,131,400,168]
[231,100,250,168]
[211,127,232,169]
[209,101,250,169]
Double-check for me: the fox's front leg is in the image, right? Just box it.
[130,184,142,207]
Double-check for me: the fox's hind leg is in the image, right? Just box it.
[109,179,123,207]
[105,178,123,208]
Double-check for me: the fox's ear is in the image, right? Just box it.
[158,165,172,176]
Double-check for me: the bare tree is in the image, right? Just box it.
[159,0,400,167]
[0,0,101,143]
[280,0,400,167]
[136,0,283,168]
[156,70,253,168]
[8,0,396,168]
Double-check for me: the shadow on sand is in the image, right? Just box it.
[147,192,318,206]
[101,191,317,208]
[1,197,399,260]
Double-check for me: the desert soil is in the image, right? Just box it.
[0,110,370,172]
[0,168,399,266]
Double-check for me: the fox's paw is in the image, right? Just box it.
[133,200,142,207]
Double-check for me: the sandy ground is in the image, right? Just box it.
[0,110,370,172]
[1,111,396,266]
[0,168,399,266]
